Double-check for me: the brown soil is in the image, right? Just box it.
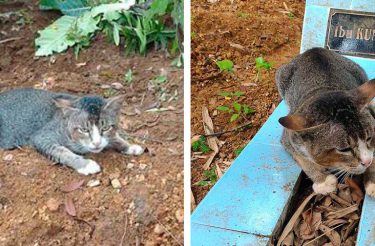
[191,0,305,204]
[0,1,183,245]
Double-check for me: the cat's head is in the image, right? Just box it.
[54,95,125,153]
[279,79,375,175]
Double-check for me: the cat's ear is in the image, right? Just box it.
[54,99,78,115]
[104,95,125,113]
[353,79,375,108]
[279,114,308,131]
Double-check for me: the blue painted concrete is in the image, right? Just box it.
[191,104,301,244]
[191,223,268,246]
[192,1,375,245]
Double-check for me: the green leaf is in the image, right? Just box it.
[112,23,120,46]
[234,147,244,156]
[35,11,99,56]
[145,0,170,19]
[230,113,240,122]
[255,56,273,70]
[91,1,136,17]
[232,91,244,97]
[200,143,211,154]
[216,59,234,72]
[191,140,200,152]
[125,69,133,84]
[39,0,90,16]
[216,106,230,112]
[217,92,232,97]
[243,105,256,114]
[233,102,241,112]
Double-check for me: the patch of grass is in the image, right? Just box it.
[194,168,217,187]
[216,59,234,72]
[192,136,211,154]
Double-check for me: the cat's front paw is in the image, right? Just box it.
[123,144,144,156]
[365,182,375,197]
[76,160,101,175]
[312,175,337,195]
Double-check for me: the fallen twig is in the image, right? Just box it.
[202,121,251,137]
[0,37,21,44]
[119,215,128,246]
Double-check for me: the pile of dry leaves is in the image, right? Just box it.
[278,178,364,246]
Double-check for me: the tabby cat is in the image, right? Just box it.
[276,48,375,196]
[0,88,143,175]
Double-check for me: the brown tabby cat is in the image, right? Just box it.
[276,48,375,197]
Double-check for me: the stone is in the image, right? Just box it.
[111,179,122,189]
[46,198,59,212]
[87,180,100,187]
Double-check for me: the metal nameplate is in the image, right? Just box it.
[325,8,375,58]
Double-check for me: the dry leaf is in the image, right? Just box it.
[345,178,363,203]
[318,224,341,246]
[191,189,196,211]
[277,193,316,246]
[64,197,77,217]
[281,231,294,246]
[215,164,223,179]
[202,107,219,169]
[61,180,85,193]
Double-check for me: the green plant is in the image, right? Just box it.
[216,91,255,122]
[194,168,217,187]
[124,68,133,84]
[216,59,234,72]
[237,12,249,18]
[36,0,183,57]
[191,136,211,154]
[287,12,295,19]
[255,56,273,81]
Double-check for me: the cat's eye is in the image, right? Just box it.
[78,127,89,133]
[101,125,112,132]
[337,147,352,153]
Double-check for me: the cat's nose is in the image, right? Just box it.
[93,141,101,148]
[361,158,373,168]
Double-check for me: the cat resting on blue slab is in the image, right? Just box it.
[0,88,144,175]
[276,47,375,197]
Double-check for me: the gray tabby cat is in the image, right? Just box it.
[0,88,144,175]
[276,48,375,197]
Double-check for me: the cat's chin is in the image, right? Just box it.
[89,147,104,153]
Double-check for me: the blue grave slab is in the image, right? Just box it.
[191,139,301,237]
[191,223,268,246]
[250,102,287,147]
[357,195,375,246]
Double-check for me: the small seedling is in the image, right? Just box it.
[238,12,249,18]
[124,69,133,84]
[216,59,234,72]
[216,91,255,122]
[192,136,211,154]
[255,57,273,81]
[191,31,197,39]
[288,12,295,19]
[194,168,218,187]
[103,88,119,98]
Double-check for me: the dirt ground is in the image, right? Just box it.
[0,1,183,245]
[191,0,305,204]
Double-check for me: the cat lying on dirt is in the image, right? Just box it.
[276,47,375,197]
[0,88,144,175]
